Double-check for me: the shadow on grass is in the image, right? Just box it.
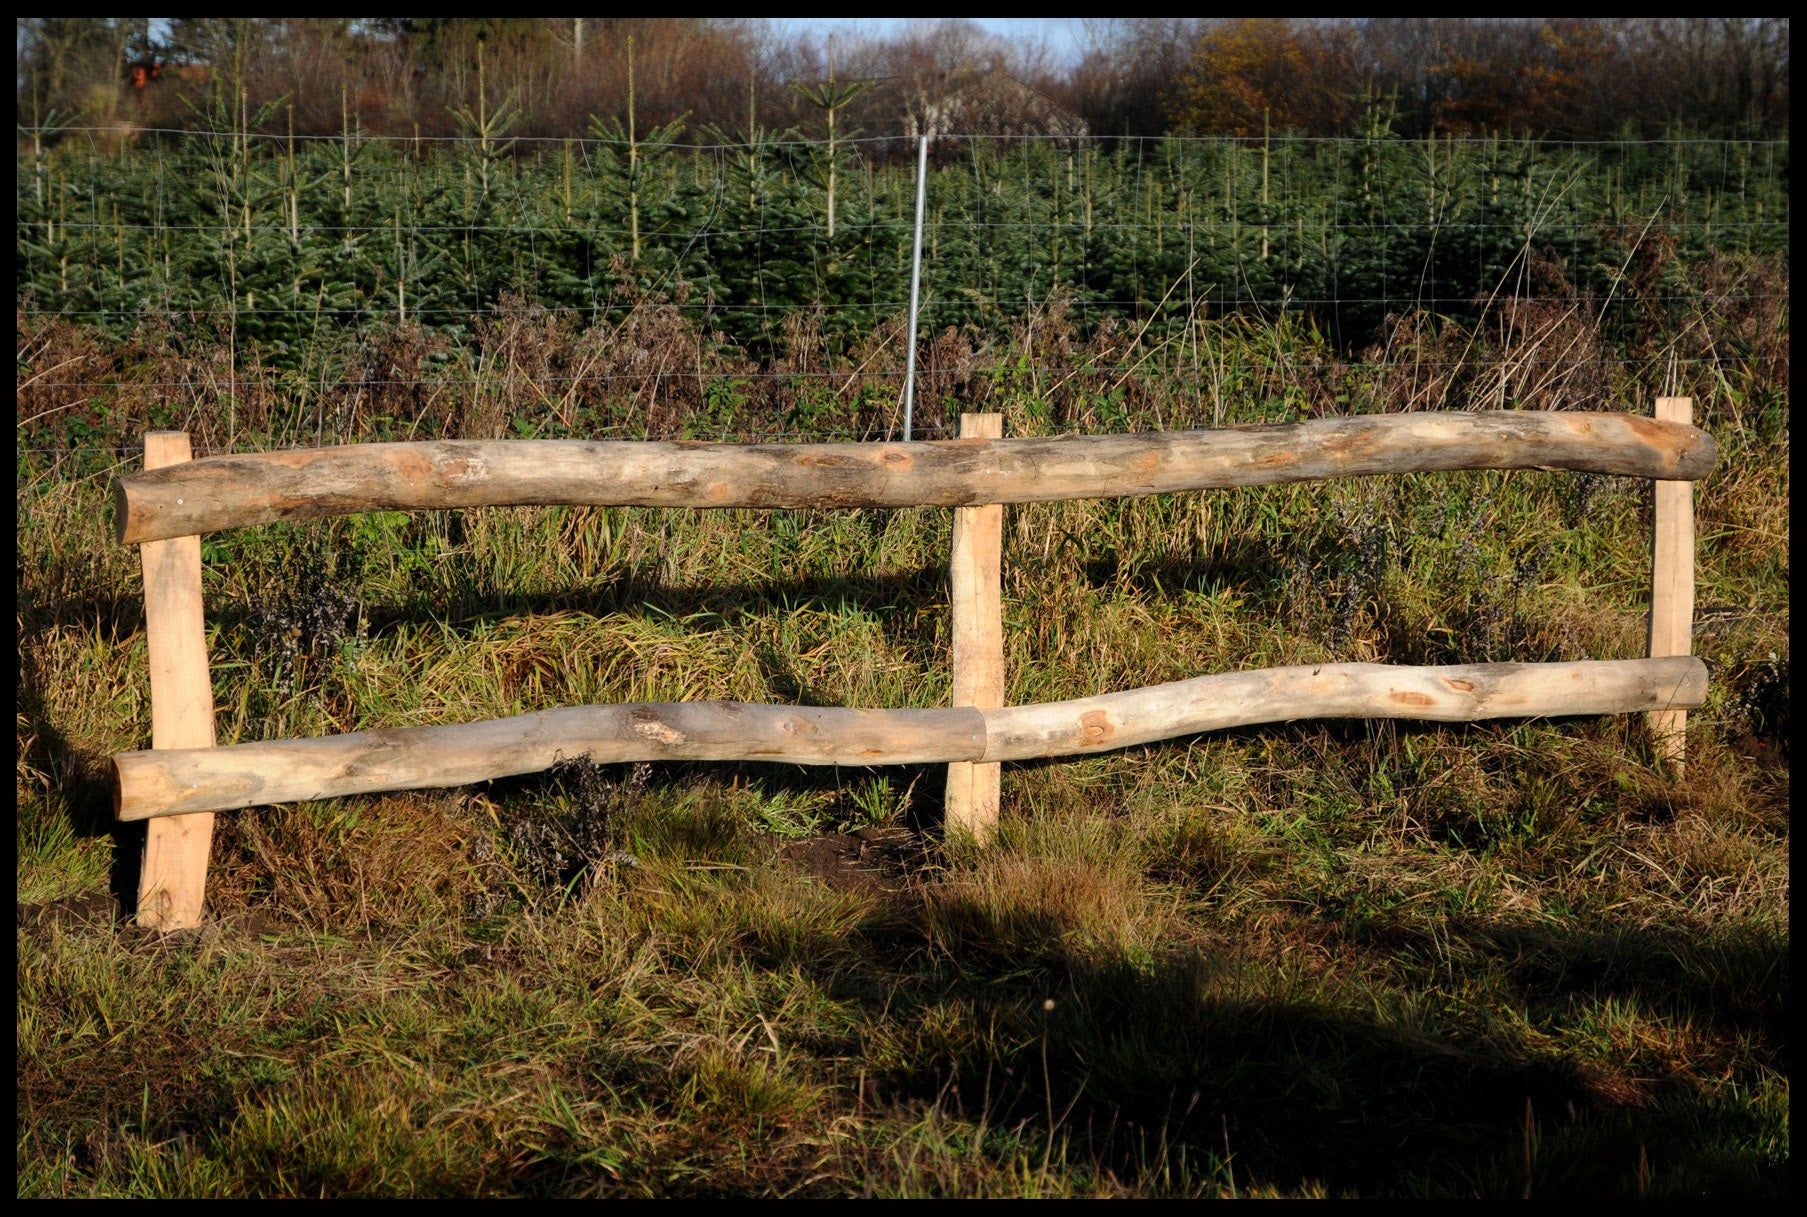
[16,554,961,924]
[15,524,1786,1195]
[354,561,952,660]
[746,882,1788,1197]
[15,761,1787,1198]
[1462,920,1789,1074]
[16,582,144,915]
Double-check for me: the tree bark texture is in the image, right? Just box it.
[115,657,1707,821]
[116,412,1716,543]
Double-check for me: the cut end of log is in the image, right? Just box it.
[112,478,133,545]
[1687,429,1717,479]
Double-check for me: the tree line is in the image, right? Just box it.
[16,18,1791,146]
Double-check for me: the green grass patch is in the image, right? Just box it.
[18,297,1788,1196]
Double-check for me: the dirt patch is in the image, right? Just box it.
[16,894,298,947]
[779,825,934,900]
[1730,732,1788,770]
[16,891,120,932]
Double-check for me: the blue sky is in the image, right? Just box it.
[764,18,1088,67]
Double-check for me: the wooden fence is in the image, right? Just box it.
[111,405,1711,930]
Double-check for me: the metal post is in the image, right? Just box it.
[902,134,928,441]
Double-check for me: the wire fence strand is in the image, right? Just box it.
[18,129,1790,480]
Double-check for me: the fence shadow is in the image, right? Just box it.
[15,582,145,915]
[747,874,1786,1196]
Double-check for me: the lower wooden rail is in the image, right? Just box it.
[114,656,1707,822]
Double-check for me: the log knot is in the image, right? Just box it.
[440,456,487,481]
[631,716,686,746]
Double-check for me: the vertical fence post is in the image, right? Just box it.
[902,134,929,441]
[946,412,1005,843]
[134,432,218,930]
[1647,396,1695,771]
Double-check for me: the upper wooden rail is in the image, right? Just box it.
[115,412,1716,543]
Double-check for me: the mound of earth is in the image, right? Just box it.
[778,824,933,899]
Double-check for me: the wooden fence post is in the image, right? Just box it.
[135,433,217,930]
[1647,397,1695,771]
[946,413,1005,843]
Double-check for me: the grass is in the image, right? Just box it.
[16,289,1789,1196]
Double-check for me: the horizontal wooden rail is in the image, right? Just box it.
[115,412,1715,543]
[113,657,1706,821]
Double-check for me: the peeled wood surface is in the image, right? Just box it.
[135,433,218,931]
[115,658,1707,821]
[1647,397,1696,767]
[981,656,1706,762]
[946,413,1005,843]
[115,703,990,820]
[116,412,1717,543]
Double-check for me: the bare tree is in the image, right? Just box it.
[1064,18,1199,141]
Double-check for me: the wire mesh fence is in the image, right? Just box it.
[15,127,1792,471]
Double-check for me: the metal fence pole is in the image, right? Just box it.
[902,134,928,441]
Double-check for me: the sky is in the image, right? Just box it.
[136,18,1093,69]
[764,18,1088,68]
